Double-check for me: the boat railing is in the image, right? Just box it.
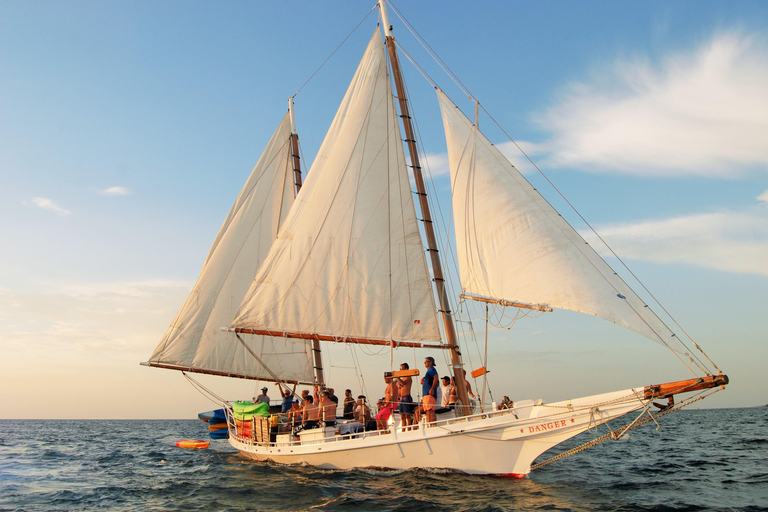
[228,405,529,448]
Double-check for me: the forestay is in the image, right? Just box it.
[438,90,688,354]
[232,32,441,343]
[149,113,314,383]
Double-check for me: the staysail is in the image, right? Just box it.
[232,32,441,343]
[147,112,315,383]
[438,90,688,354]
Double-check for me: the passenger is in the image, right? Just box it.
[353,395,374,431]
[301,395,320,431]
[254,387,270,404]
[300,389,310,403]
[342,389,355,420]
[375,378,396,431]
[435,376,452,414]
[448,377,458,408]
[392,362,414,430]
[462,369,477,399]
[280,389,293,413]
[327,388,339,406]
[288,400,302,427]
[318,390,337,426]
[420,356,438,424]
[498,396,514,410]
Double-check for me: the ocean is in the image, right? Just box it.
[1,408,765,511]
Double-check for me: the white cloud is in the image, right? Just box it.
[0,280,191,356]
[25,197,72,216]
[533,32,768,177]
[421,152,450,177]
[758,190,768,204]
[586,206,768,277]
[99,186,131,196]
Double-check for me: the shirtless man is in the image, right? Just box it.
[392,362,414,430]
[318,390,337,426]
[301,395,320,430]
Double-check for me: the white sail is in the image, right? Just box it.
[232,32,441,343]
[438,90,688,354]
[148,113,315,383]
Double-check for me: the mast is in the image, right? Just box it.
[378,0,471,415]
[288,97,323,388]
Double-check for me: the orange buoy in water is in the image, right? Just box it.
[176,440,210,449]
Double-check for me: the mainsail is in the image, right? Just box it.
[231,32,441,343]
[438,90,688,354]
[148,112,314,383]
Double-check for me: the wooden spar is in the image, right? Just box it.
[379,0,471,415]
[139,361,315,385]
[643,374,729,399]
[230,328,447,350]
[460,293,553,312]
[287,97,320,386]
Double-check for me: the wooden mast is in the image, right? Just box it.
[378,0,471,415]
[288,97,323,388]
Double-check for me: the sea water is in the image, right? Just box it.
[0,408,765,511]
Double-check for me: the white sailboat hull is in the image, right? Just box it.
[228,387,649,476]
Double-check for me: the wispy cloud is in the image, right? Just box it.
[758,189,768,204]
[531,32,768,177]
[99,186,131,196]
[0,280,191,356]
[25,197,72,216]
[586,204,768,277]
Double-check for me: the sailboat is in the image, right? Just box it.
[143,0,728,477]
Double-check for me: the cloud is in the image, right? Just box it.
[586,206,768,277]
[99,186,131,196]
[758,189,768,204]
[0,280,191,357]
[25,197,72,216]
[421,152,450,177]
[532,32,768,177]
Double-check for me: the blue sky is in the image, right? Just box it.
[1,1,766,419]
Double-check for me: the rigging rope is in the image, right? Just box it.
[530,387,722,471]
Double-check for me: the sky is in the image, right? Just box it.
[1,1,766,419]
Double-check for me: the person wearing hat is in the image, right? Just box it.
[254,387,270,404]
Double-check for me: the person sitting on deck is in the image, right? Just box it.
[318,390,337,426]
[375,376,396,431]
[352,395,374,431]
[498,396,514,410]
[435,376,452,414]
[298,395,320,432]
[342,389,355,420]
[288,400,302,427]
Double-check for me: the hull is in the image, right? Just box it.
[228,387,649,475]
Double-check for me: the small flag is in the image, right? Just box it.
[617,294,626,299]
[414,319,421,324]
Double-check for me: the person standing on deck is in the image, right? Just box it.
[420,356,438,424]
[318,390,337,426]
[393,362,414,430]
[254,387,270,404]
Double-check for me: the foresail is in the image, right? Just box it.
[148,113,315,383]
[438,90,688,354]
[232,31,441,343]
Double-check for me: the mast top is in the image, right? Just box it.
[288,97,297,135]
[378,0,393,39]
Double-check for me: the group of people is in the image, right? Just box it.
[261,356,489,436]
